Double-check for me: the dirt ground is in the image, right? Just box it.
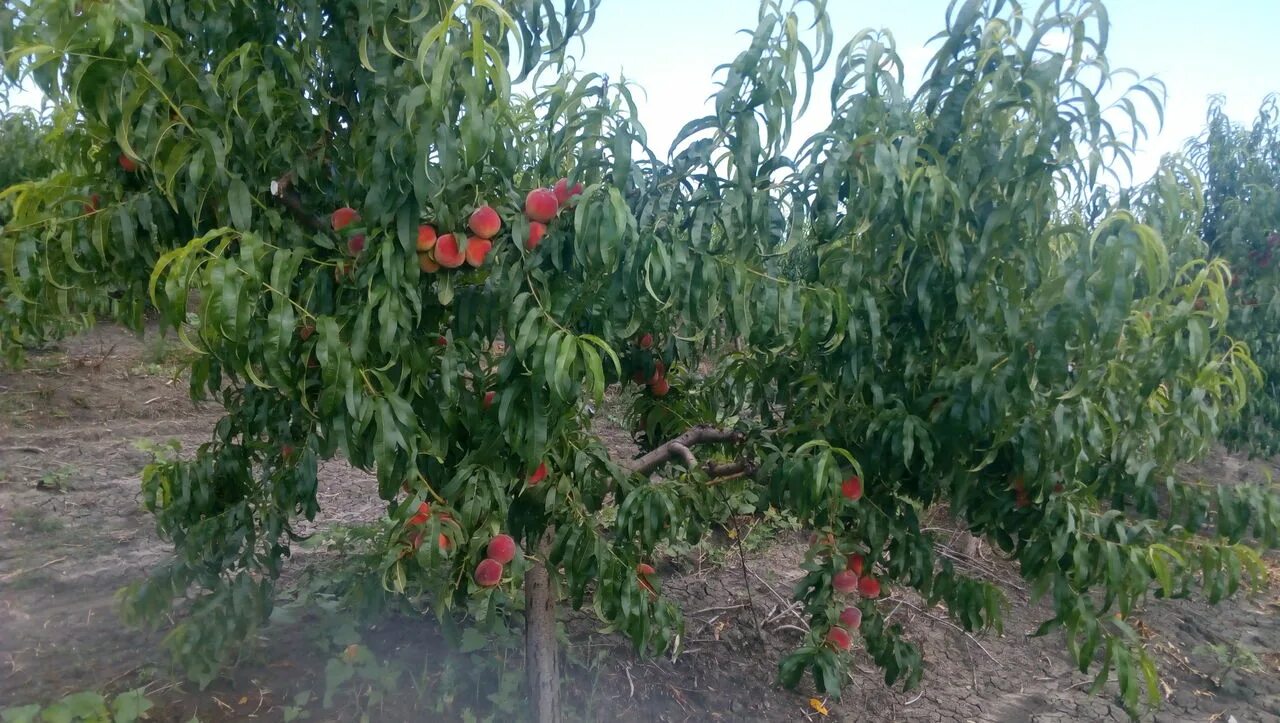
[2,324,1279,722]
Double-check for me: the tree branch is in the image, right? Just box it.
[625,426,746,476]
[270,173,325,233]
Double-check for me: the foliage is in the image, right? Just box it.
[2,0,1277,716]
[1186,95,1280,455]
[0,105,102,359]
[0,688,152,723]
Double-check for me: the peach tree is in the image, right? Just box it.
[1187,95,1280,455]
[0,105,105,359]
[2,0,1277,719]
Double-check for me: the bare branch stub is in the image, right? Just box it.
[625,426,746,476]
[271,173,326,233]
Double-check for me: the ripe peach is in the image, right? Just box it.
[857,576,881,598]
[469,205,501,239]
[475,558,503,587]
[528,461,548,486]
[464,236,493,268]
[436,335,448,347]
[483,390,496,409]
[839,606,862,630]
[487,534,517,564]
[845,553,864,575]
[419,254,440,273]
[841,476,862,501]
[553,178,584,205]
[648,359,666,385]
[347,234,366,255]
[299,324,315,341]
[438,532,452,552]
[637,333,653,349]
[826,626,852,651]
[409,502,431,526]
[83,193,101,214]
[434,233,465,268]
[118,153,138,172]
[833,570,858,594]
[331,206,360,231]
[526,221,547,251]
[524,188,559,223]
[637,563,657,597]
[650,377,670,397]
[416,224,438,252]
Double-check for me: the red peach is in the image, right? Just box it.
[408,502,431,526]
[841,476,863,501]
[299,324,315,341]
[833,570,858,594]
[636,563,656,576]
[469,205,501,239]
[524,188,559,223]
[638,333,653,349]
[839,606,862,630]
[857,576,881,598]
[554,178,584,205]
[347,234,366,256]
[118,153,138,172]
[434,233,465,268]
[526,221,547,250]
[331,206,359,231]
[648,359,666,385]
[464,236,493,268]
[528,461,548,486]
[483,390,496,409]
[416,224,438,252]
[650,377,670,397]
[436,335,448,347]
[826,626,852,651]
[474,558,503,587]
[419,254,440,273]
[487,534,517,564]
[846,554,864,576]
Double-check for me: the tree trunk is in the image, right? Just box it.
[525,530,561,723]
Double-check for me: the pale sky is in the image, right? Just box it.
[7,1,1275,184]
[574,0,1279,184]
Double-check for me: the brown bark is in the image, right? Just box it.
[625,425,745,476]
[525,529,561,723]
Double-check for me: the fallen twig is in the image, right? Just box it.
[0,556,66,583]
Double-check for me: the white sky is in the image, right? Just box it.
[576,0,1279,184]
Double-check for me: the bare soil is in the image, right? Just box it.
[2,324,1279,722]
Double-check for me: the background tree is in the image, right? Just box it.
[2,1,1277,720]
[1187,95,1280,455]
[0,105,107,359]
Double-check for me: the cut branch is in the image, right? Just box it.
[270,173,326,233]
[625,426,745,476]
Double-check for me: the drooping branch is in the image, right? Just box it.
[270,173,326,233]
[625,426,748,476]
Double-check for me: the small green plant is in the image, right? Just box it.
[0,688,152,723]
[1194,641,1264,686]
[35,465,77,493]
